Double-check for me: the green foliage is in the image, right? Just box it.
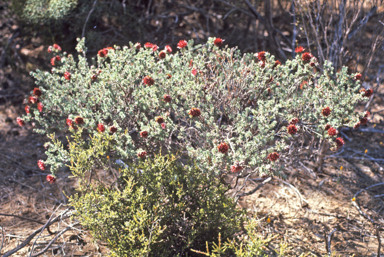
[68,129,245,256]
[23,38,367,178]
[21,0,77,23]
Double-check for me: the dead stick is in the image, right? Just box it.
[377,226,381,257]
[327,228,337,256]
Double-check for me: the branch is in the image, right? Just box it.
[236,177,272,199]
[82,0,98,39]
[327,228,337,256]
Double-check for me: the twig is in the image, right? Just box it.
[352,201,376,224]
[82,0,98,39]
[29,204,62,257]
[236,177,272,199]
[30,223,79,257]
[327,228,337,256]
[0,213,46,226]
[276,178,309,205]
[0,226,4,254]
[354,182,384,199]
[377,226,382,257]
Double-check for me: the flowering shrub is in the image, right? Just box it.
[22,37,369,177]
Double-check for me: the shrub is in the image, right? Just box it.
[23,37,368,178]
[67,129,244,256]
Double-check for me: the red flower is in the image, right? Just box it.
[214,38,224,47]
[167,74,172,79]
[192,68,197,76]
[188,108,201,117]
[295,46,305,53]
[321,107,331,117]
[189,60,193,67]
[155,116,164,124]
[66,118,73,127]
[46,175,56,184]
[110,126,117,133]
[364,88,373,97]
[273,60,281,68]
[138,151,147,158]
[163,94,172,103]
[16,117,25,127]
[324,124,331,130]
[161,123,166,129]
[287,124,297,135]
[300,81,308,89]
[355,73,362,81]
[144,42,153,48]
[364,111,370,117]
[165,45,172,53]
[217,143,229,154]
[47,46,52,53]
[360,117,368,125]
[257,51,266,61]
[50,57,55,66]
[140,131,148,138]
[267,152,280,162]
[231,162,243,173]
[91,74,97,81]
[38,160,46,170]
[327,127,337,137]
[143,76,155,86]
[97,123,105,133]
[335,137,345,148]
[152,45,158,52]
[64,71,71,80]
[25,105,30,114]
[290,118,299,125]
[159,51,166,59]
[53,44,61,51]
[33,88,42,97]
[353,122,361,129]
[259,61,265,68]
[310,62,316,67]
[50,56,61,66]
[29,96,38,104]
[37,102,43,112]
[177,40,188,49]
[302,52,313,63]
[135,43,141,50]
[98,48,108,57]
[75,116,84,125]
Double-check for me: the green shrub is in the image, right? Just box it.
[68,129,245,256]
[22,38,369,178]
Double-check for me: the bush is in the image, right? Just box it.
[22,38,369,178]
[67,129,244,256]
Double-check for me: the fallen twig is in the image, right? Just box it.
[276,178,309,206]
[327,228,337,256]
[377,226,381,257]
[0,226,4,254]
[236,177,272,199]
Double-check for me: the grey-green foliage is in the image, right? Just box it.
[68,130,245,256]
[23,37,366,176]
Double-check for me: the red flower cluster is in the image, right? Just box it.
[155,116,164,124]
[37,160,45,170]
[143,76,155,86]
[37,102,43,112]
[53,44,61,51]
[300,81,308,89]
[165,45,172,53]
[273,60,281,68]
[17,117,25,127]
[214,38,223,47]
[191,68,197,76]
[64,71,71,80]
[364,111,370,117]
[25,105,30,114]
[91,74,97,81]
[354,73,362,81]
[295,46,305,53]
[110,126,117,133]
[33,87,42,97]
[290,118,299,125]
[287,124,297,135]
[353,122,361,129]
[161,123,166,129]
[75,116,84,125]
[360,117,368,125]
[140,131,148,138]
[135,43,141,50]
[159,51,166,59]
[47,46,52,53]
[217,143,229,154]
[138,151,147,158]
[321,107,331,117]
[267,152,280,162]
[163,94,172,103]
[302,52,313,63]
[46,175,56,184]
[167,74,172,79]
[66,118,73,127]
[335,137,345,148]
[257,51,266,62]
[177,40,188,49]
[50,56,61,66]
[98,123,105,133]
[324,124,331,130]
[189,108,201,117]
[363,88,373,97]
[230,162,243,173]
[98,48,108,58]
[327,127,337,137]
